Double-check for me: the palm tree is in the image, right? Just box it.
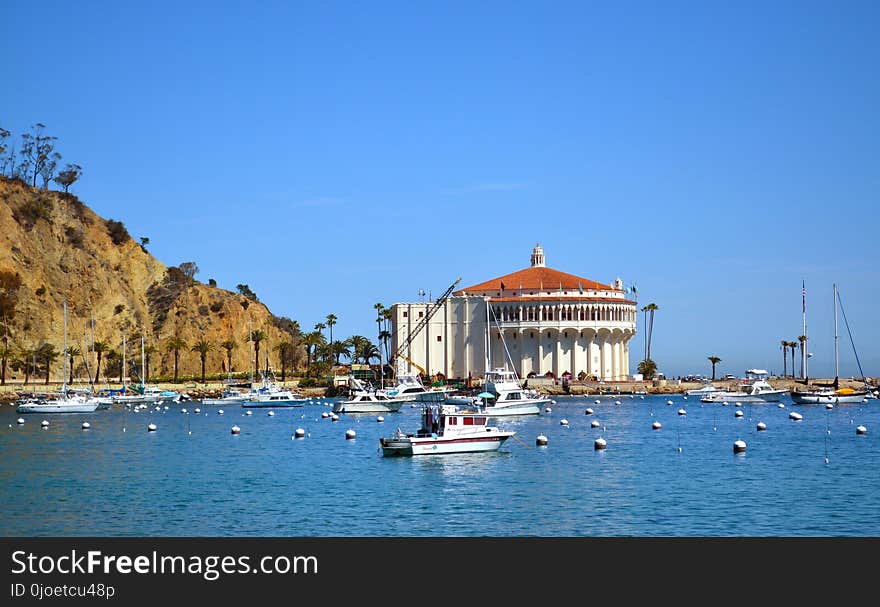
[332,339,352,365]
[313,323,327,361]
[787,341,798,379]
[363,343,381,367]
[637,358,657,380]
[382,308,393,361]
[165,336,187,382]
[249,330,266,376]
[797,335,807,378]
[65,345,81,385]
[36,343,59,385]
[641,305,650,363]
[780,340,788,378]
[14,346,35,388]
[220,339,236,375]
[378,330,391,364]
[644,303,659,362]
[274,341,294,382]
[92,340,108,383]
[325,314,337,358]
[0,343,11,386]
[707,356,721,380]
[142,344,157,382]
[301,331,323,377]
[349,335,370,364]
[191,339,213,383]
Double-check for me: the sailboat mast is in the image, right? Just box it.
[485,299,491,374]
[833,283,839,386]
[62,301,67,394]
[802,280,807,380]
[122,333,127,392]
[141,335,146,385]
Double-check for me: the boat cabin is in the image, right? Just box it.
[417,405,488,436]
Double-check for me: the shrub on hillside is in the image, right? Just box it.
[106,219,130,245]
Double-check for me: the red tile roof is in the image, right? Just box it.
[488,296,636,304]
[456,266,616,295]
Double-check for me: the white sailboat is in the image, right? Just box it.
[791,284,869,405]
[17,302,99,414]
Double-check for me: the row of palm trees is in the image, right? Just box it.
[780,337,806,379]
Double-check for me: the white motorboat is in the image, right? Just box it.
[243,389,308,408]
[700,371,786,403]
[685,381,723,397]
[333,390,404,414]
[379,404,515,456]
[380,373,448,403]
[16,393,100,413]
[201,388,251,406]
[113,385,180,406]
[479,368,550,415]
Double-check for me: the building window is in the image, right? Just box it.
[403,312,407,318]
[436,336,442,342]
[418,311,423,318]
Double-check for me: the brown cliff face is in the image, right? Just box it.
[0,178,297,382]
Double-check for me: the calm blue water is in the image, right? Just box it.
[2,395,879,536]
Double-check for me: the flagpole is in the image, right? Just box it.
[802,280,807,380]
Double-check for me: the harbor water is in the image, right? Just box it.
[2,395,879,536]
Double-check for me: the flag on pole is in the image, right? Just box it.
[802,280,806,313]
[500,281,506,291]
[578,282,584,294]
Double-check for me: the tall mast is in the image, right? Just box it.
[485,299,492,374]
[122,333,127,392]
[248,318,254,385]
[62,301,68,395]
[141,334,146,386]
[833,283,839,388]
[802,280,807,380]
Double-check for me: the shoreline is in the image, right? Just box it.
[1,376,876,402]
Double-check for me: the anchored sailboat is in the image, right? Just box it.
[791,284,870,405]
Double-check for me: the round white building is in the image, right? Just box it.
[391,245,637,382]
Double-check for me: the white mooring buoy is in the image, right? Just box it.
[652,421,662,430]
[377,416,385,423]
[683,396,688,400]
[294,428,306,438]
[825,403,834,410]
[194,408,201,414]
[545,407,552,413]
[321,411,329,419]
[594,437,607,450]
[560,418,569,426]
[181,408,187,414]
[551,400,556,405]
[536,434,548,446]
[81,422,90,430]
[678,408,687,416]
[615,400,621,405]
[735,410,744,418]
[789,412,803,421]
[218,409,224,415]
[757,422,767,431]
[667,400,674,406]
[246,410,253,416]
[268,411,275,417]
[594,399,600,405]
[17,417,25,425]
[733,439,747,454]
[778,403,785,409]
[331,414,339,422]
[590,420,600,428]
[231,425,241,435]
[41,420,49,428]
[585,408,594,415]
[856,425,867,435]
[345,429,356,440]
[147,423,157,432]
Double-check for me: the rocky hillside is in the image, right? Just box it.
[0,177,298,382]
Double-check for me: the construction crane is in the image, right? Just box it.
[389,277,461,379]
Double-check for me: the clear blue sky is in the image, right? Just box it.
[5,1,879,378]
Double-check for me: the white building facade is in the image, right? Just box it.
[390,246,638,381]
